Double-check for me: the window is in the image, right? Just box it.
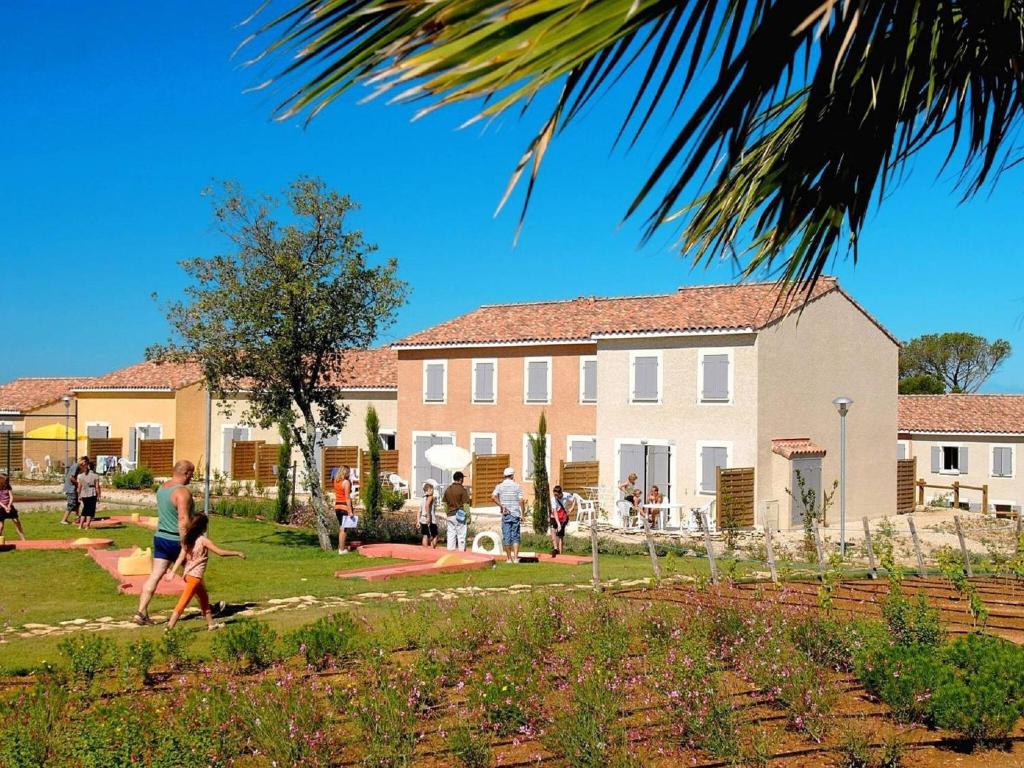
[567,435,597,462]
[523,433,552,480]
[992,446,1014,478]
[130,423,162,463]
[422,360,447,404]
[221,425,250,475]
[85,423,110,439]
[897,442,908,460]
[0,422,14,433]
[524,357,551,404]
[378,430,397,450]
[412,432,455,495]
[471,432,496,456]
[579,356,597,403]
[617,440,673,501]
[932,445,967,475]
[472,359,497,404]
[699,350,732,403]
[630,352,661,403]
[697,443,731,494]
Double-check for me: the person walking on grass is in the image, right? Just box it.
[164,512,244,631]
[0,473,26,541]
[333,465,355,555]
[76,459,102,530]
[60,456,85,525]
[549,485,574,557]
[492,467,526,563]
[419,480,439,548]
[134,459,195,625]
[442,471,471,551]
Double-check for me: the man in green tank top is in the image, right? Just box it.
[133,459,195,625]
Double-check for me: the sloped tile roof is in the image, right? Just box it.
[772,438,827,459]
[328,348,397,390]
[393,278,894,347]
[0,377,95,414]
[899,394,1024,434]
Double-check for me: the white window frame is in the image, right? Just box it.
[579,355,597,404]
[629,350,663,405]
[422,359,448,405]
[939,443,962,475]
[378,428,397,451]
[471,358,498,405]
[566,434,598,463]
[84,421,111,439]
[522,432,552,481]
[695,440,733,495]
[523,356,553,405]
[411,430,456,497]
[991,444,1015,479]
[470,431,498,456]
[897,440,910,460]
[697,348,735,405]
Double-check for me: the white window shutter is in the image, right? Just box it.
[931,446,941,473]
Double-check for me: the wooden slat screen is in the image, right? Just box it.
[256,443,281,486]
[717,466,755,528]
[897,457,917,514]
[138,439,175,476]
[558,460,599,495]
[471,453,510,508]
[359,449,400,481]
[87,437,123,460]
[323,445,359,489]
[1,432,24,473]
[232,440,261,481]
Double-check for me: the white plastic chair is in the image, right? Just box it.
[118,457,137,473]
[567,493,598,534]
[388,473,409,496]
[43,455,53,474]
[24,457,40,477]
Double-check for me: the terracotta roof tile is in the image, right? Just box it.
[328,348,397,390]
[393,278,886,347]
[0,377,95,414]
[772,438,827,459]
[75,360,204,392]
[899,394,1024,434]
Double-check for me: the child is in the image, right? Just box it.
[0,474,26,541]
[164,513,244,630]
[419,481,438,548]
[76,460,101,530]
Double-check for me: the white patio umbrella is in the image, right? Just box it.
[424,444,472,472]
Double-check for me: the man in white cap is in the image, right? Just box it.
[491,466,526,563]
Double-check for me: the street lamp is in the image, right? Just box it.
[832,396,853,557]
[61,396,72,471]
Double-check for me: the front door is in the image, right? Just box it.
[790,457,823,527]
[413,433,454,496]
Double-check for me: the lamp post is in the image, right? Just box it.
[62,396,72,471]
[832,396,853,557]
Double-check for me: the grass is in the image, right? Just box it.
[0,505,752,673]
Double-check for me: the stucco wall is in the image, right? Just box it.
[76,392,178,459]
[396,345,598,497]
[175,383,207,468]
[594,334,759,516]
[756,291,898,527]
[901,434,1023,511]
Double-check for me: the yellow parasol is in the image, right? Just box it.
[24,423,80,440]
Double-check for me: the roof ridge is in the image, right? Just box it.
[478,291,679,309]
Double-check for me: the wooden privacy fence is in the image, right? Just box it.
[87,437,123,460]
[896,457,917,514]
[472,453,509,508]
[558,460,599,495]
[232,440,260,481]
[1,432,24,473]
[916,478,988,513]
[323,446,359,489]
[138,439,175,476]
[256,444,282,485]
[717,466,755,528]
[359,449,400,480]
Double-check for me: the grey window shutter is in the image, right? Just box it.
[473,436,494,455]
[87,425,106,439]
[128,427,137,461]
[0,423,12,433]
[994,447,1011,476]
[619,444,645,493]
[633,356,658,400]
[700,448,716,492]
[931,446,941,473]
[150,425,162,440]
[647,445,670,493]
[959,446,968,474]
[524,438,535,479]
[582,359,597,402]
[527,361,548,402]
[426,364,444,401]
[475,362,494,401]
[702,354,730,400]
[223,430,234,473]
[897,444,907,460]
[571,439,597,462]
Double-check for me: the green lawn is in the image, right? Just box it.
[0,505,752,673]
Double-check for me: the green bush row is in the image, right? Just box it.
[111,467,155,490]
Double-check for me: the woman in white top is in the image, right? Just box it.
[419,481,439,548]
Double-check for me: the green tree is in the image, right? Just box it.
[275,413,293,523]
[898,373,946,395]
[149,178,408,549]
[900,333,1011,393]
[362,405,382,523]
[529,413,550,535]
[244,2,1024,289]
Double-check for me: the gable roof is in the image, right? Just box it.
[899,394,1024,435]
[327,348,397,390]
[393,278,897,348]
[771,438,827,459]
[0,377,95,415]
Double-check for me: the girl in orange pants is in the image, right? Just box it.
[165,513,245,630]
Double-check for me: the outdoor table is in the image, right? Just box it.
[640,502,687,530]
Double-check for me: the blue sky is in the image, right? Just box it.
[3,2,1023,391]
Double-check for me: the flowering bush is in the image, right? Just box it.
[57,634,114,687]
[286,612,359,670]
[211,618,279,672]
[354,657,417,767]
[471,653,537,738]
[545,662,629,768]
[117,639,156,689]
[447,721,492,768]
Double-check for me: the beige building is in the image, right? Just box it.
[899,394,1024,515]
[0,376,95,473]
[395,279,899,529]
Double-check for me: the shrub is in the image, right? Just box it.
[545,665,629,768]
[111,466,155,490]
[355,659,417,767]
[471,654,537,737]
[380,487,408,513]
[211,619,279,672]
[159,626,194,669]
[57,634,114,686]
[360,514,421,544]
[792,616,887,673]
[0,682,68,768]
[117,639,155,688]
[287,612,359,670]
[858,642,948,723]
[776,654,836,742]
[234,679,334,767]
[448,722,492,768]
[211,496,278,520]
[881,590,944,648]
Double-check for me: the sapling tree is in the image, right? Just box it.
[529,412,550,535]
[275,413,293,524]
[149,177,407,549]
[362,405,382,523]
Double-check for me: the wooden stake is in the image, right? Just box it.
[953,515,974,578]
[700,511,718,583]
[639,512,662,581]
[1015,506,1023,553]
[763,526,779,584]
[862,517,878,579]
[590,515,601,592]
[812,523,826,579]
[917,479,925,507]
[906,515,926,577]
